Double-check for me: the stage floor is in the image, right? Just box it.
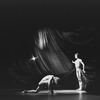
[0,89,100,100]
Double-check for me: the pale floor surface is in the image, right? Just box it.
[0,89,100,100]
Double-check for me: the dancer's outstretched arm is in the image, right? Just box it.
[72,60,75,64]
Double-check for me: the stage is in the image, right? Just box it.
[0,89,100,100]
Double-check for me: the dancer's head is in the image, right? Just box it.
[54,77,60,85]
[75,53,78,59]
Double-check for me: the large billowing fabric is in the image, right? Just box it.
[7,27,98,90]
[34,29,74,75]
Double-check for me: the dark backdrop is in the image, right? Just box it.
[0,0,100,89]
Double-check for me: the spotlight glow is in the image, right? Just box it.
[31,56,37,61]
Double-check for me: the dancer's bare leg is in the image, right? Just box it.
[21,89,36,93]
[77,78,82,90]
[21,84,44,93]
[76,70,82,90]
[77,81,82,90]
[35,85,44,93]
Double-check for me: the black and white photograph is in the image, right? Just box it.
[0,0,100,100]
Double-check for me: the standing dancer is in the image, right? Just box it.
[72,53,85,90]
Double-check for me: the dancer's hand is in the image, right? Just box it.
[83,70,86,73]
[72,60,74,63]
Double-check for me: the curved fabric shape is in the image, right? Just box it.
[34,29,74,75]
[60,26,98,44]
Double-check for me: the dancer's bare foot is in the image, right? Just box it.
[21,90,37,93]
[77,88,82,91]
